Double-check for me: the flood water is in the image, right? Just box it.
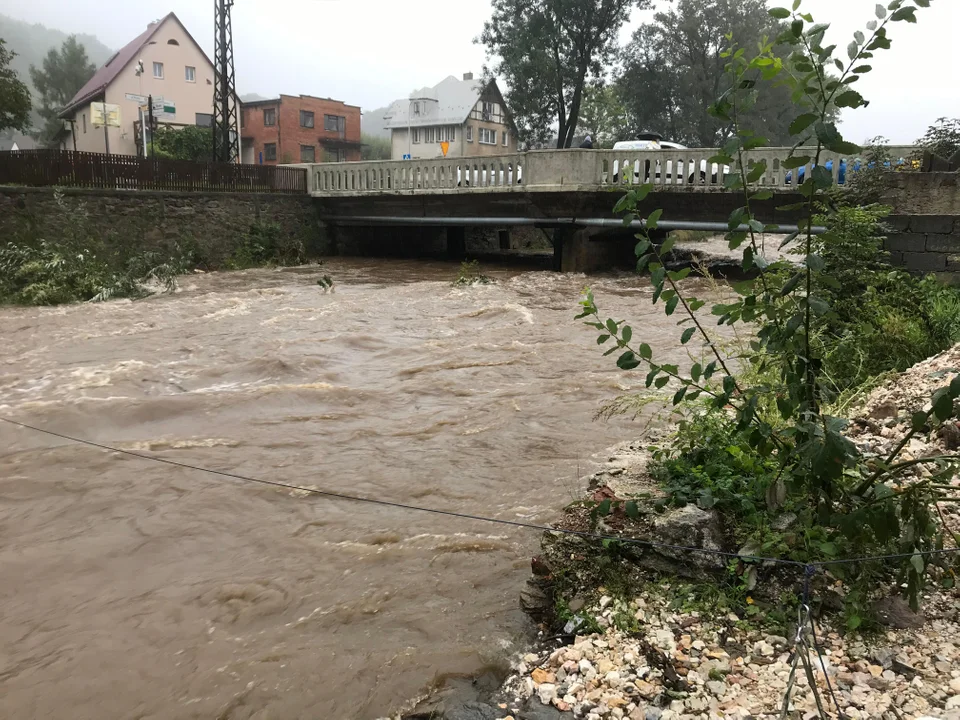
[0,259,725,719]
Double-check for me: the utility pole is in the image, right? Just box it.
[213,0,239,163]
[102,100,111,155]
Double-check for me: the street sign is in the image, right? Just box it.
[151,97,176,118]
[402,153,412,160]
[90,103,121,128]
[440,141,450,157]
[125,93,148,104]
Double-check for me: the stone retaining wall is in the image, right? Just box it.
[0,187,324,268]
[881,173,960,282]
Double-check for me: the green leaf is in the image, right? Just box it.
[655,376,670,389]
[891,7,916,22]
[792,0,801,9]
[791,18,804,36]
[617,351,641,371]
[853,64,873,74]
[819,541,838,557]
[875,3,887,18]
[747,161,768,183]
[950,375,960,399]
[789,113,818,135]
[830,140,863,155]
[660,236,676,255]
[812,165,833,189]
[933,388,954,422]
[854,30,865,44]
[943,576,956,590]
[665,295,679,316]
[621,326,632,343]
[704,361,718,379]
[815,121,842,147]
[646,209,663,230]
[780,272,804,296]
[835,90,866,109]
[638,343,653,360]
[805,254,825,270]
[668,268,692,282]
[625,500,640,520]
[691,363,702,381]
[751,190,773,201]
[597,334,611,345]
[681,327,697,345]
[783,156,810,169]
[910,552,925,575]
[651,267,666,290]
[606,318,618,334]
[597,499,612,517]
[723,375,736,394]
[636,255,652,274]
[673,387,687,405]
[847,40,859,60]
[912,411,928,431]
[635,239,651,257]
[809,297,830,315]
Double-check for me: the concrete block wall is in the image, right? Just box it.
[885,214,960,277]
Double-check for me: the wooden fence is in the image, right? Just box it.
[0,150,307,194]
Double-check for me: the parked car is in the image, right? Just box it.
[610,135,729,185]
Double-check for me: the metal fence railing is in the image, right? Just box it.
[0,149,307,194]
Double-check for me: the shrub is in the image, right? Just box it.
[229,221,306,269]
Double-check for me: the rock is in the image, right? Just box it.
[532,668,554,685]
[518,701,570,720]
[706,680,726,696]
[871,647,897,669]
[869,401,899,420]
[579,659,594,675]
[765,635,789,648]
[952,678,960,694]
[598,659,615,675]
[599,595,614,610]
[650,505,725,570]
[949,695,960,711]
[520,583,553,620]
[445,702,501,720]
[871,596,925,629]
[537,683,557,705]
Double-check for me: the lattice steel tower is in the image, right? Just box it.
[213,0,239,163]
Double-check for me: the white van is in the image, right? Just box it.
[610,136,728,185]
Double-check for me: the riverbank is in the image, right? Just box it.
[394,345,960,720]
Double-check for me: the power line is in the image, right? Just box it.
[1,415,958,570]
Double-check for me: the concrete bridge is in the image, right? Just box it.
[293,146,920,271]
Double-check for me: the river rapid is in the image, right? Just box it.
[0,259,725,719]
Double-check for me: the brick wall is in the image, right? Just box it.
[241,95,361,167]
[0,187,325,268]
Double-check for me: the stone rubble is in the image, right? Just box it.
[496,588,960,720]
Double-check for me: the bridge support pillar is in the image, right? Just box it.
[447,226,466,259]
[555,227,634,273]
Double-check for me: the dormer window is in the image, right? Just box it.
[167,39,180,45]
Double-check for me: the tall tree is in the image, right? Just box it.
[576,81,630,148]
[29,36,96,146]
[0,38,31,133]
[479,0,649,149]
[616,0,799,147]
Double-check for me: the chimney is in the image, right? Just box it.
[463,72,474,81]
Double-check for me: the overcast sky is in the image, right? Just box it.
[2,0,956,143]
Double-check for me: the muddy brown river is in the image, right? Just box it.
[0,259,724,719]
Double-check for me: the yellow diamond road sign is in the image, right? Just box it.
[440,141,450,157]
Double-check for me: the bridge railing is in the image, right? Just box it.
[309,153,526,194]
[301,146,918,195]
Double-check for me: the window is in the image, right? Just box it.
[264,143,277,161]
[413,102,421,116]
[185,66,196,82]
[412,128,421,144]
[479,128,497,145]
[503,131,509,147]
[153,62,164,79]
[300,110,314,128]
[442,125,456,142]
[300,145,316,163]
[324,114,346,132]
[323,148,346,163]
[424,127,435,144]
[481,101,492,120]
[466,125,473,142]
[263,108,276,126]
[167,39,179,46]
[82,114,87,133]
[195,113,213,127]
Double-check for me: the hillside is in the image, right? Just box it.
[0,13,114,130]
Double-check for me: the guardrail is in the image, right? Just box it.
[299,146,919,196]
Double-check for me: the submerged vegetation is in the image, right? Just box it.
[0,191,311,306]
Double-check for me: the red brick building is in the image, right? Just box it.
[240,94,361,165]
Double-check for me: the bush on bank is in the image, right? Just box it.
[572,0,960,632]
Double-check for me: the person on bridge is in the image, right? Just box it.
[579,135,593,149]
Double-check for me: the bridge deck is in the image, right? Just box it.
[296,146,917,198]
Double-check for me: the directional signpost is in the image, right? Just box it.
[152,97,176,119]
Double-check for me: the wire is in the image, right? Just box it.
[2,415,959,570]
